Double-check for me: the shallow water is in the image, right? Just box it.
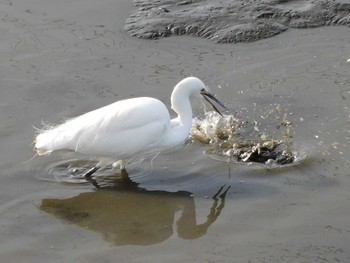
[0,0,350,262]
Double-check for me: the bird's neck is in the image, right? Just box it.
[167,115,192,149]
[168,90,193,146]
[171,92,193,130]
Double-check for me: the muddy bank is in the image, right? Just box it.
[125,0,350,43]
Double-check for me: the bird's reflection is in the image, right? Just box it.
[40,172,230,246]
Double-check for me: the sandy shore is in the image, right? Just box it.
[0,0,349,262]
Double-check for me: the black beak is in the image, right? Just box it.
[201,89,228,117]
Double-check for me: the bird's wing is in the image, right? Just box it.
[75,97,171,157]
[35,97,171,158]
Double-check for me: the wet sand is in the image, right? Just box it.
[0,0,350,262]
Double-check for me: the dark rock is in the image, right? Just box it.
[125,0,350,43]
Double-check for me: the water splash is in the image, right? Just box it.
[190,107,307,169]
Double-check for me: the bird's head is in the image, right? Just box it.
[172,77,227,116]
[200,87,227,117]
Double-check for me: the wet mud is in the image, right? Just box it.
[125,0,350,43]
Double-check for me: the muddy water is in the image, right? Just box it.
[0,0,350,262]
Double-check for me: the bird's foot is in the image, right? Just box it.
[112,159,127,170]
[83,166,100,178]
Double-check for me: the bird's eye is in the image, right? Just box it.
[200,88,206,93]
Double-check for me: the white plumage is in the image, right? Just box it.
[35,77,225,176]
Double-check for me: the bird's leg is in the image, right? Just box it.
[84,175,100,189]
[205,185,231,224]
[120,167,130,181]
[83,166,100,178]
[112,159,132,181]
[112,159,127,170]
[119,168,140,190]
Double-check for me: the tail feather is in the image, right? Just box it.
[35,131,57,155]
[34,122,81,155]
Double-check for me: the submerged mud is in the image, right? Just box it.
[125,0,350,43]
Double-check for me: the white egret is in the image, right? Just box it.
[34,77,226,177]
